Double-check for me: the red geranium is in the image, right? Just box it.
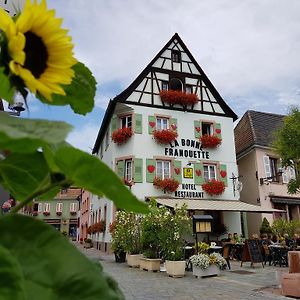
[153,177,179,193]
[153,129,178,144]
[202,179,225,196]
[43,211,50,216]
[56,211,62,216]
[200,134,222,148]
[111,127,133,145]
[160,90,198,106]
[109,221,116,233]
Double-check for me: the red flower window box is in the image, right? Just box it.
[32,211,38,216]
[43,211,50,216]
[202,179,225,196]
[153,177,179,193]
[56,211,62,216]
[123,178,133,187]
[88,220,106,234]
[70,211,77,216]
[153,129,178,144]
[200,134,222,148]
[160,90,198,106]
[111,127,133,145]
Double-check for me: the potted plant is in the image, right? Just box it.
[160,204,192,278]
[111,127,133,145]
[153,177,179,193]
[153,129,178,144]
[202,179,225,196]
[200,134,222,148]
[190,252,226,278]
[160,90,198,107]
[84,238,93,249]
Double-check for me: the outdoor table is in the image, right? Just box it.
[269,245,289,267]
[208,246,223,254]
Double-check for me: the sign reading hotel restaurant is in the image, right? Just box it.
[165,138,209,159]
[174,184,204,199]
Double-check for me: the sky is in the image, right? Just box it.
[4,0,300,152]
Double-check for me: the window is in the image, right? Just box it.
[120,115,132,128]
[70,202,77,212]
[125,159,133,181]
[38,203,42,212]
[56,203,63,212]
[44,203,50,212]
[202,122,213,136]
[172,50,181,63]
[61,188,68,194]
[186,85,193,94]
[33,203,39,212]
[203,164,216,182]
[169,78,182,91]
[156,160,170,179]
[156,117,169,130]
[162,81,169,91]
[269,157,279,182]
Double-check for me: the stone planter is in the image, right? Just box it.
[140,257,161,272]
[127,254,141,268]
[165,260,186,278]
[192,265,220,278]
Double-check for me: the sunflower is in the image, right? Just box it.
[0,0,76,100]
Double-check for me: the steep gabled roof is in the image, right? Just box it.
[234,110,285,156]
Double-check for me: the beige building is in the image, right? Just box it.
[235,110,300,236]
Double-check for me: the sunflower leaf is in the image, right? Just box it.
[0,112,72,153]
[36,62,96,115]
[0,214,124,299]
[0,67,15,103]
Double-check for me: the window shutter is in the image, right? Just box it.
[215,123,222,139]
[194,162,204,185]
[173,160,182,183]
[134,114,143,134]
[170,118,178,133]
[116,160,125,178]
[111,116,117,132]
[194,120,201,139]
[263,156,271,178]
[219,164,228,186]
[146,159,155,183]
[148,116,156,134]
[134,158,143,183]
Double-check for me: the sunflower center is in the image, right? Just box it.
[24,32,48,78]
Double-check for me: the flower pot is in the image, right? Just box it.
[165,260,186,278]
[193,265,220,278]
[127,254,141,268]
[115,251,126,263]
[139,257,161,272]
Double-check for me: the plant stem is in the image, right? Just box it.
[10,179,71,214]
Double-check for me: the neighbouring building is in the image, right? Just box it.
[235,110,300,236]
[91,33,277,252]
[23,187,81,238]
[78,190,91,241]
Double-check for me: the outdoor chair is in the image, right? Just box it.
[222,244,231,270]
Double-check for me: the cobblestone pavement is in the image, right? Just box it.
[75,243,293,300]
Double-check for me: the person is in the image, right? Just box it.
[251,233,259,240]
[271,234,279,244]
[224,233,233,243]
[233,232,241,243]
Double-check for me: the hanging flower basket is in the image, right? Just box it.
[153,129,178,144]
[111,127,133,145]
[200,134,222,148]
[160,90,198,106]
[153,177,179,193]
[202,180,225,196]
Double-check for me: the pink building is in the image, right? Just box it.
[79,190,90,241]
[235,111,300,236]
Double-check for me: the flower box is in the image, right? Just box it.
[153,177,179,193]
[127,254,141,268]
[160,90,198,106]
[111,127,133,145]
[153,129,177,144]
[56,211,62,216]
[202,180,225,196]
[70,211,77,216]
[200,134,222,148]
[192,265,220,278]
[43,211,50,216]
[139,257,161,272]
[165,260,186,278]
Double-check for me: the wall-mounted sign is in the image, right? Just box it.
[174,184,204,199]
[183,167,193,179]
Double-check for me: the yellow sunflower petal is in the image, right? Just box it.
[0,9,14,33]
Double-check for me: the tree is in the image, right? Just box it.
[259,217,272,234]
[273,107,300,194]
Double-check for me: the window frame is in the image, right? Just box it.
[70,202,77,212]
[203,164,217,182]
[156,116,169,131]
[269,157,279,182]
[124,159,133,181]
[44,203,50,212]
[120,114,132,129]
[156,160,171,179]
[172,50,181,63]
[202,122,214,136]
[56,202,63,213]
[161,81,169,91]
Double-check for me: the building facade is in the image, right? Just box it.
[92,34,273,252]
[78,190,90,241]
[235,110,300,235]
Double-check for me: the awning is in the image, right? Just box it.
[271,197,300,205]
[153,197,285,213]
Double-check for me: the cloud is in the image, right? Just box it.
[277,88,300,106]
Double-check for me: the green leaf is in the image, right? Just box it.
[0,112,72,153]
[54,145,148,213]
[36,62,96,115]
[0,67,15,103]
[0,152,51,201]
[0,215,124,300]
[0,245,26,300]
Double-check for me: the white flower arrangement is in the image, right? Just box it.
[190,252,227,270]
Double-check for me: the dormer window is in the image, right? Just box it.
[172,50,181,63]
[120,115,132,128]
[202,122,213,136]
